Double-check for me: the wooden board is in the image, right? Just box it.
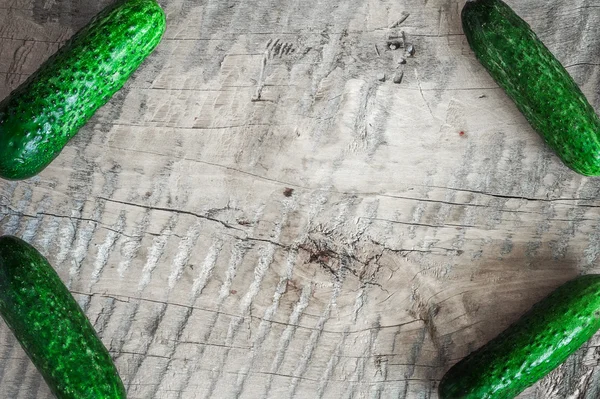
[1,0,600,397]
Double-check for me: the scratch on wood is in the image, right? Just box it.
[137,215,179,293]
[287,297,338,398]
[204,200,295,397]
[388,12,410,29]
[233,248,300,396]
[252,37,296,101]
[167,221,202,291]
[85,212,127,305]
[190,237,224,301]
[315,328,350,398]
[55,200,85,270]
[340,318,381,399]
[21,195,51,243]
[264,283,313,397]
[2,185,33,236]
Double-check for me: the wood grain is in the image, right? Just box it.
[2,0,600,397]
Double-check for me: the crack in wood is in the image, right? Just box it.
[96,196,241,231]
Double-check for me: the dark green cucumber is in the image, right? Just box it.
[0,0,166,180]
[0,235,126,398]
[439,275,600,398]
[462,0,600,176]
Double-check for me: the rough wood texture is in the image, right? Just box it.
[1,0,600,398]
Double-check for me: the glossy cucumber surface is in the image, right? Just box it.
[462,0,600,176]
[0,235,126,398]
[439,274,600,398]
[0,0,166,180]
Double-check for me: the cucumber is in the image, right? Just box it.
[438,274,600,398]
[0,0,166,180]
[0,235,126,398]
[462,0,600,176]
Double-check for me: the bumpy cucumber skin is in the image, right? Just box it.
[439,275,600,399]
[462,0,600,176]
[0,236,126,398]
[0,0,166,180]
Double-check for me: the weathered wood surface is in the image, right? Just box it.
[1,0,600,397]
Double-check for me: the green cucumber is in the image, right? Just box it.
[0,0,166,180]
[0,235,126,398]
[438,275,600,398]
[462,0,600,176]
